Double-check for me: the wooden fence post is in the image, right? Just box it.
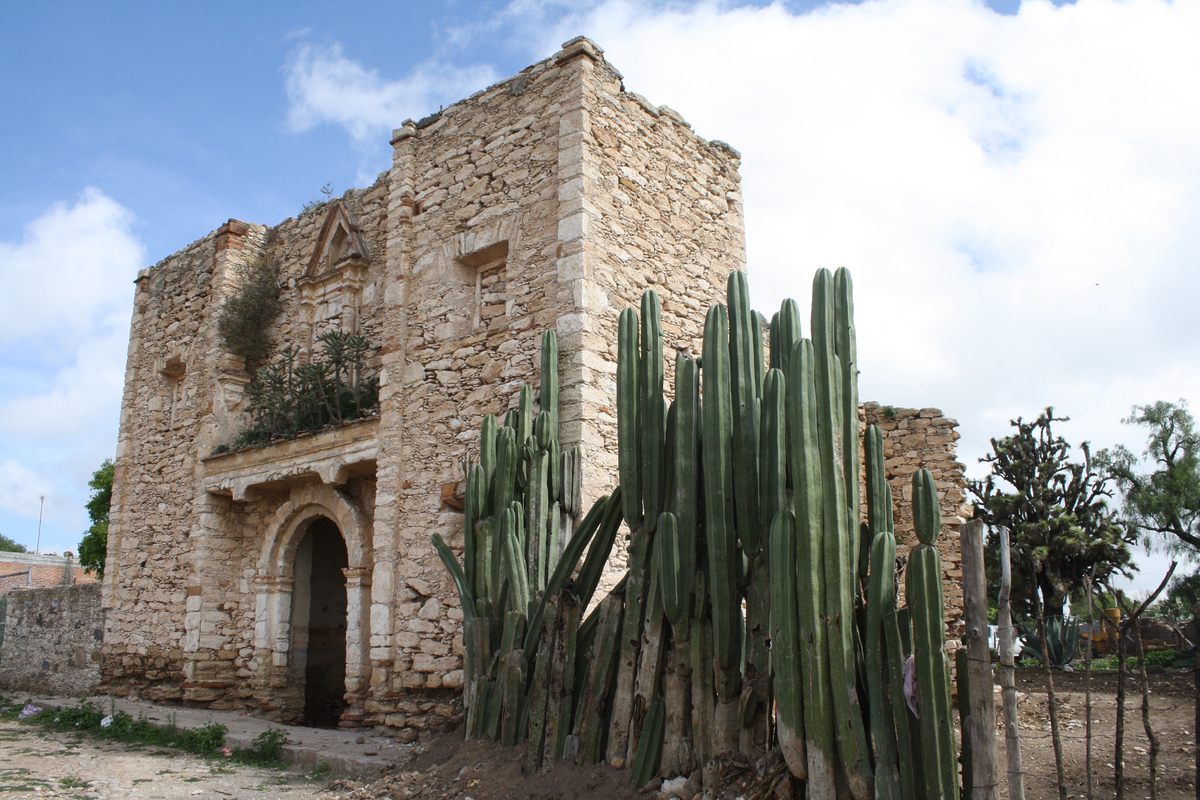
[997,526,1025,800]
[960,519,999,800]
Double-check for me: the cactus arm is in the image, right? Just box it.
[521,494,612,655]
[909,468,958,800]
[576,590,625,765]
[812,269,873,799]
[786,338,836,799]
[432,533,475,624]
[640,291,666,531]
[541,330,559,438]
[523,591,561,774]
[628,537,667,767]
[770,311,782,371]
[727,270,762,555]
[769,510,807,779]
[865,425,890,541]
[776,298,802,376]
[702,304,741,675]
[607,521,652,768]
[885,606,921,800]
[670,352,699,618]
[833,268,862,588]
[464,464,484,600]
[630,700,665,788]
[618,307,643,528]
[574,486,626,610]
[867,530,902,800]
[760,368,788,544]
[480,414,498,516]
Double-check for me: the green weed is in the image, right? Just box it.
[232,728,288,768]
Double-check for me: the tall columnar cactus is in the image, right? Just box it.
[727,271,762,554]
[727,271,771,749]
[864,422,902,799]
[811,269,873,800]
[435,270,962,798]
[833,268,863,587]
[786,337,836,799]
[661,353,699,774]
[701,303,742,755]
[909,468,958,800]
[541,329,559,438]
[866,529,902,800]
[640,291,666,532]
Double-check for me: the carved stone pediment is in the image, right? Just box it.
[302,201,370,280]
[298,202,372,355]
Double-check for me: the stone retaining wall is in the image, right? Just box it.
[0,583,103,696]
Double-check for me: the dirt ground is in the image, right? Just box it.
[0,717,330,799]
[1006,667,1198,800]
[1,668,1196,800]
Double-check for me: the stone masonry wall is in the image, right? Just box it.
[0,584,103,696]
[863,402,971,636]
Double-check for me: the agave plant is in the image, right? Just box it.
[1019,616,1082,668]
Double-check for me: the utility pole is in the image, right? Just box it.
[36,495,45,555]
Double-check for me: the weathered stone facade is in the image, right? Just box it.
[105,39,969,738]
[0,584,103,695]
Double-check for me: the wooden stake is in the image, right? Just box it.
[959,519,998,800]
[996,526,1024,800]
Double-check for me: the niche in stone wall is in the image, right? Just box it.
[298,202,371,359]
[456,240,509,332]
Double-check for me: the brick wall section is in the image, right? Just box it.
[0,584,103,695]
[0,553,96,595]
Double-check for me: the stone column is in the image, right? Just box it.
[552,37,614,514]
[342,565,372,722]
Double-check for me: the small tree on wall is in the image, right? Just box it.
[970,408,1136,619]
[217,256,284,371]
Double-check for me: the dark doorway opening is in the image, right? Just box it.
[291,516,349,727]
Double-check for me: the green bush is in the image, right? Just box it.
[233,728,288,767]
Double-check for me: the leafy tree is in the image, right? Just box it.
[970,408,1136,619]
[1103,400,1200,561]
[78,459,114,578]
[0,533,27,553]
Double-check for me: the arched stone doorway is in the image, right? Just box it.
[254,482,372,726]
[290,516,349,727]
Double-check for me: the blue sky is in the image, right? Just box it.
[2,0,1198,593]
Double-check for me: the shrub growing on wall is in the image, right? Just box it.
[226,331,380,450]
[217,256,284,370]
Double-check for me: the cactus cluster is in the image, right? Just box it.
[435,271,959,797]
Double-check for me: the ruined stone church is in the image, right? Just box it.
[104,38,969,739]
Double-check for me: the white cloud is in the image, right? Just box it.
[0,460,55,521]
[0,188,142,352]
[0,322,129,439]
[284,42,501,145]
[0,190,140,550]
